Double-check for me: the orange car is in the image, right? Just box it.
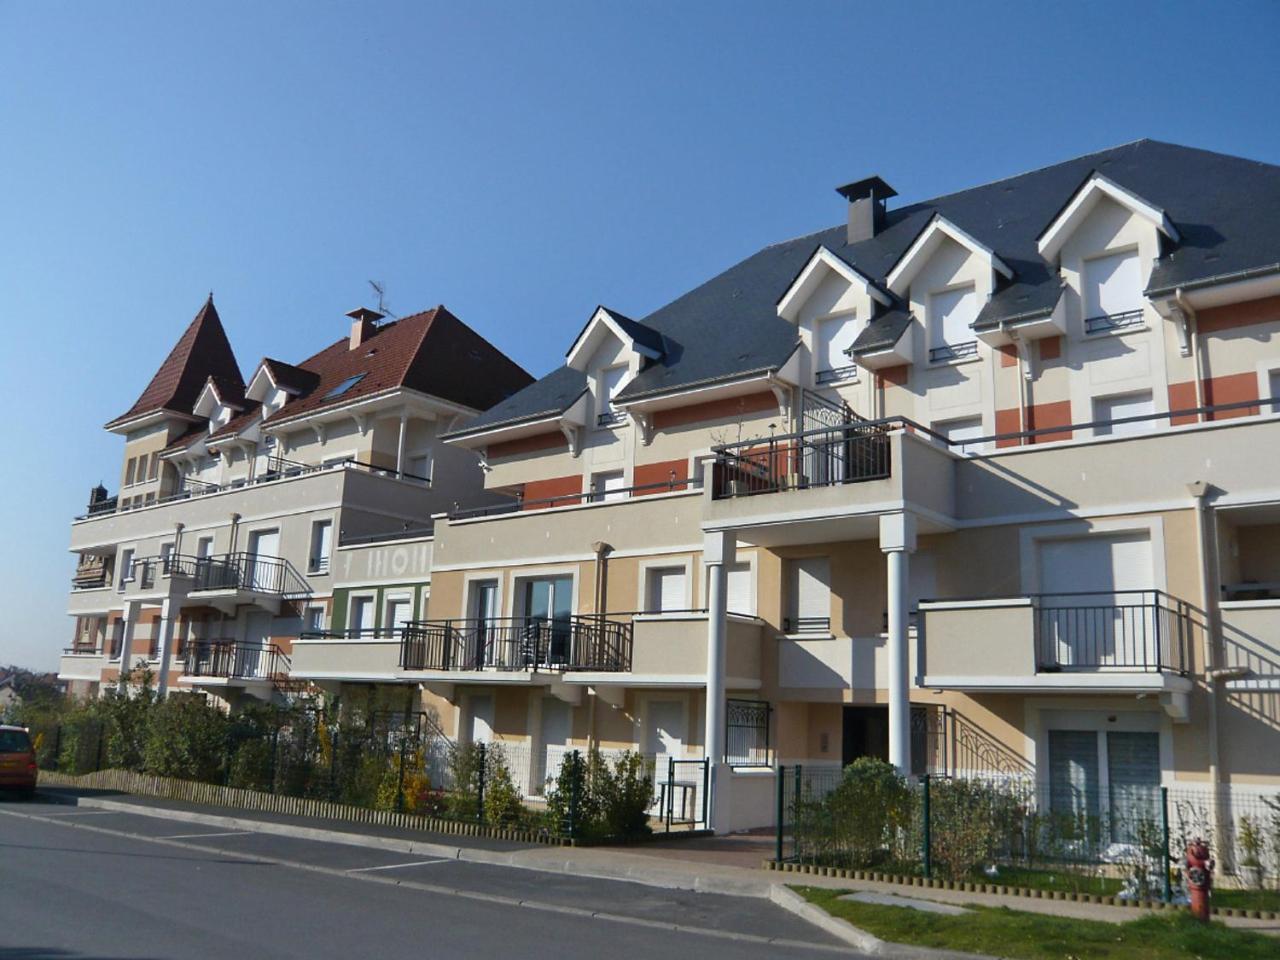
[0,725,37,798]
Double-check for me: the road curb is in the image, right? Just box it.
[770,886,885,954]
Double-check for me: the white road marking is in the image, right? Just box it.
[156,830,255,840]
[346,859,451,873]
[32,809,116,817]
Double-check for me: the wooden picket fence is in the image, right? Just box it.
[37,768,562,845]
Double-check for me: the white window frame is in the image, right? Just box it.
[813,311,860,386]
[932,414,986,456]
[724,554,757,618]
[302,604,327,634]
[1255,359,1280,415]
[308,518,334,575]
[591,469,628,503]
[348,593,377,634]
[597,364,628,429]
[1082,246,1145,334]
[638,558,693,615]
[118,547,136,590]
[383,592,414,636]
[786,555,832,636]
[1092,390,1157,437]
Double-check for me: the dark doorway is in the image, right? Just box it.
[842,705,929,775]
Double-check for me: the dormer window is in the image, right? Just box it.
[928,284,979,363]
[597,365,627,428]
[814,313,860,386]
[1083,249,1144,334]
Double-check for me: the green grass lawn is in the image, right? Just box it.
[794,885,1280,960]
[973,866,1280,913]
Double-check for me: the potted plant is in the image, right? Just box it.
[1239,814,1265,889]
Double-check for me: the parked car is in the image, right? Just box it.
[0,725,37,798]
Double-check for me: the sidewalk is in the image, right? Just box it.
[43,788,1280,938]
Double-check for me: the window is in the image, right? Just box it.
[159,542,174,574]
[591,470,627,502]
[934,415,984,455]
[195,535,214,560]
[147,452,160,481]
[303,605,325,634]
[124,457,138,487]
[598,365,627,427]
[814,314,859,384]
[349,596,375,633]
[646,567,687,613]
[309,520,333,574]
[406,453,432,483]
[1048,728,1160,843]
[118,549,135,589]
[787,557,831,633]
[1269,369,1280,413]
[324,373,367,399]
[928,285,978,362]
[1093,391,1156,437]
[385,597,413,634]
[1083,250,1143,332]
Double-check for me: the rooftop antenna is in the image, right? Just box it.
[368,280,398,319]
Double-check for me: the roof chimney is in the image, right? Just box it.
[346,307,384,350]
[836,176,898,245]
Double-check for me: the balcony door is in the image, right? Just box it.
[240,610,272,678]
[1037,533,1154,670]
[246,529,280,592]
[521,576,573,666]
[468,580,499,668]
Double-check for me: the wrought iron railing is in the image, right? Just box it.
[1033,589,1191,674]
[450,474,699,520]
[1084,308,1145,334]
[300,626,403,641]
[815,365,859,386]
[184,641,287,680]
[725,698,771,766]
[711,420,891,499]
[783,616,831,634]
[399,615,633,673]
[928,340,979,363]
[123,552,309,597]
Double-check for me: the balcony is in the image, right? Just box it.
[919,590,1195,696]
[291,628,403,683]
[57,647,107,682]
[704,418,956,546]
[606,612,762,687]
[180,641,288,695]
[399,616,632,678]
[117,553,309,614]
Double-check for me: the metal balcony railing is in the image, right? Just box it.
[300,626,403,641]
[1084,309,1145,334]
[711,420,892,499]
[928,340,979,363]
[183,641,287,681]
[1034,589,1191,675]
[123,552,309,597]
[399,615,633,673]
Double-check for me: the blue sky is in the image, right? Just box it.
[2,1,1279,670]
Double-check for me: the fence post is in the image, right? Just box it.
[567,749,581,839]
[666,757,675,831]
[1160,785,1172,903]
[793,764,803,863]
[95,724,105,772]
[268,725,280,794]
[329,729,339,802]
[476,741,487,823]
[52,725,62,771]
[921,774,932,879]
[775,764,786,862]
[396,737,408,814]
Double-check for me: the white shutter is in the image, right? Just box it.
[726,561,754,616]
[352,598,375,631]
[790,557,830,630]
[1085,250,1142,317]
[387,599,412,632]
[816,315,857,374]
[1047,729,1100,816]
[1093,391,1155,436]
[930,286,977,348]
[649,567,686,612]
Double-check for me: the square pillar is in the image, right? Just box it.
[154,598,177,698]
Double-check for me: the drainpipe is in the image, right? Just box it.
[1008,329,1031,442]
[588,542,613,754]
[228,513,242,554]
[1188,480,1224,858]
[1175,289,1205,417]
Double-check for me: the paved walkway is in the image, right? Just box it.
[33,787,1280,938]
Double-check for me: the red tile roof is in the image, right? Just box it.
[106,297,244,430]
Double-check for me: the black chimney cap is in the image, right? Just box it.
[835,176,898,202]
[345,307,385,324]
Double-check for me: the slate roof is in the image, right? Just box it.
[451,140,1280,435]
[106,297,244,429]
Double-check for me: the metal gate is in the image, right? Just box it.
[658,757,709,831]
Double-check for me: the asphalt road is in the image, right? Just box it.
[0,798,854,960]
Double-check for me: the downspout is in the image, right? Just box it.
[1008,328,1031,442]
[588,541,613,753]
[1188,481,1224,860]
[1175,289,1205,416]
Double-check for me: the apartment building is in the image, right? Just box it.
[60,298,532,709]
[404,140,1280,830]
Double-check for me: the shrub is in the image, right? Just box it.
[142,694,229,781]
[227,738,274,791]
[928,777,1005,879]
[794,758,914,868]
[481,744,526,826]
[546,748,653,841]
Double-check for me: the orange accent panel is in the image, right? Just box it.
[521,474,583,510]
[998,345,1018,368]
[488,431,568,459]
[651,391,777,430]
[1039,336,1062,362]
[633,458,690,494]
[1167,381,1200,426]
[1197,295,1280,335]
[877,365,910,388]
[1203,371,1260,420]
[1028,400,1073,444]
[994,408,1022,448]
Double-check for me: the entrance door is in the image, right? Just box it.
[644,699,685,762]
[523,576,573,665]
[537,698,571,795]
[469,695,494,744]
[842,705,929,774]
[246,529,281,592]
[1038,533,1154,668]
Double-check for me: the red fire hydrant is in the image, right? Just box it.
[1186,838,1214,922]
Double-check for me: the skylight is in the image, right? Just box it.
[324,373,366,399]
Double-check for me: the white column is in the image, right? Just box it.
[703,530,735,833]
[116,600,140,691]
[880,513,916,775]
[396,410,409,478]
[155,597,177,698]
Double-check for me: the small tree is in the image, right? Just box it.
[142,694,229,781]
